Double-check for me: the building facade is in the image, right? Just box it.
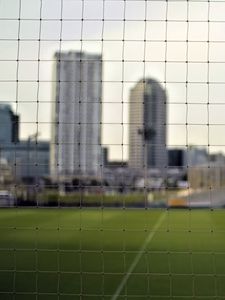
[168,149,187,168]
[129,78,167,171]
[51,51,102,178]
[0,104,19,145]
[2,141,50,182]
[0,104,49,182]
[187,146,208,167]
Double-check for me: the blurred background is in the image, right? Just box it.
[1,0,225,208]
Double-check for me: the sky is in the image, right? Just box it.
[1,0,225,160]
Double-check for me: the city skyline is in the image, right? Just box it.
[1,1,225,160]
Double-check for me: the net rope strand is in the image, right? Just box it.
[56,0,63,299]
[121,2,126,298]
[185,1,194,297]
[13,2,22,299]
[143,1,150,296]
[79,1,85,299]
[100,0,105,298]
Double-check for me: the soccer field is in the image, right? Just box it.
[0,208,225,299]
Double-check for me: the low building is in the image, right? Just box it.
[0,190,14,207]
[187,146,208,166]
[188,163,225,190]
[0,158,13,185]
[1,140,50,183]
[0,104,19,145]
[168,148,187,168]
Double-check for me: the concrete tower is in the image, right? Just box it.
[129,78,167,171]
[51,51,102,178]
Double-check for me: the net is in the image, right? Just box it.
[0,0,225,299]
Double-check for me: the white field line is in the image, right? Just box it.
[111,212,166,300]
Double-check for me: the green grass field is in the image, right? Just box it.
[0,208,225,299]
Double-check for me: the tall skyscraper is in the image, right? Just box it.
[129,78,167,171]
[0,104,19,145]
[51,51,102,177]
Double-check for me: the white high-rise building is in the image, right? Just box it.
[51,51,102,177]
[129,78,167,171]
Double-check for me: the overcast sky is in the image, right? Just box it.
[1,0,225,160]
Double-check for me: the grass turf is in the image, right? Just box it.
[0,208,225,299]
